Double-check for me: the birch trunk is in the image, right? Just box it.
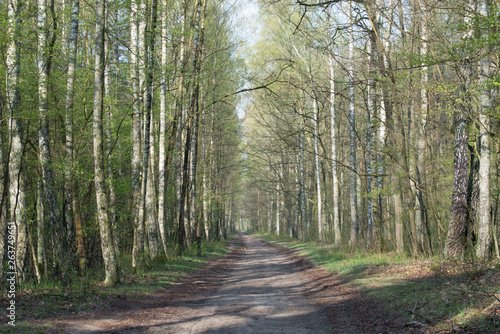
[93,0,120,285]
[38,0,68,275]
[367,15,377,245]
[276,181,280,236]
[416,0,432,255]
[313,96,323,241]
[299,131,307,239]
[190,0,206,247]
[142,0,160,261]
[349,4,358,245]
[329,56,341,245]
[476,0,491,259]
[157,0,169,256]
[376,0,392,249]
[269,191,273,234]
[64,0,79,263]
[294,161,300,239]
[104,39,119,257]
[202,113,210,240]
[130,0,143,270]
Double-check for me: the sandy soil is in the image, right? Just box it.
[44,233,419,333]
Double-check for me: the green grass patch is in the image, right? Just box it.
[1,238,231,334]
[256,232,500,333]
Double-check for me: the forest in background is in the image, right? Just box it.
[243,0,500,261]
[1,0,244,286]
[1,0,500,288]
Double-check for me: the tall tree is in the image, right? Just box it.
[38,0,68,276]
[348,3,358,245]
[476,0,492,259]
[93,0,120,285]
[64,0,85,271]
[7,0,28,281]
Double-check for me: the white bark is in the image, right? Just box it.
[93,0,120,285]
[313,96,323,240]
[104,39,119,256]
[329,56,341,245]
[39,0,67,271]
[294,161,300,238]
[476,0,491,259]
[299,130,307,239]
[143,0,160,261]
[157,0,169,256]
[367,17,376,243]
[349,4,358,245]
[130,0,142,269]
[64,0,80,257]
[276,181,280,235]
[416,0,429,253]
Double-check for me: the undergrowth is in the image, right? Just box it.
[0,238,231,334]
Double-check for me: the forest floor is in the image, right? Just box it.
[2,232,500,333]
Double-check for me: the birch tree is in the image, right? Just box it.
[7,0,28,281]
[38,0,68,276]
[93,0,120,285]
[348,3,358,245]
[64,0,85,270]
[329,56,340,245]
[476,0,491,259]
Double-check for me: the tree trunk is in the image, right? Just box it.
[444,1,474,259]
[367,16,377,246]
[476,0,491,259]
[329,56,341,245]
[299,131,307,240]
[36,179,45,280]
[145,0,161,262]
[105,38,120,257]
[157,0,169,256]
[349,4,358,245]
[130,0,143,271]
[190,0,206,249]
[445,111,470,258]
[8,0,28,282]
[313,96,323,241]
[38,0,68,276]
[93,0,120,286]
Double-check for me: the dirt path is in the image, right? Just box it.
[55,233,363,333]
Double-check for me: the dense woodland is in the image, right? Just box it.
[0,0,499,287]
[243,0,500,261]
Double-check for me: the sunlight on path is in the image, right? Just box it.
[63,234,333,333]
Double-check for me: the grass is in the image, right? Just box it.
[256,232,500,333]
[0,238,231,334]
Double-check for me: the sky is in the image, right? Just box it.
[229,0,262,121]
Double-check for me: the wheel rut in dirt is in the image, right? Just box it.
[60,233,343,333]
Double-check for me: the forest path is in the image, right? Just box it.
[59,233,362,333]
